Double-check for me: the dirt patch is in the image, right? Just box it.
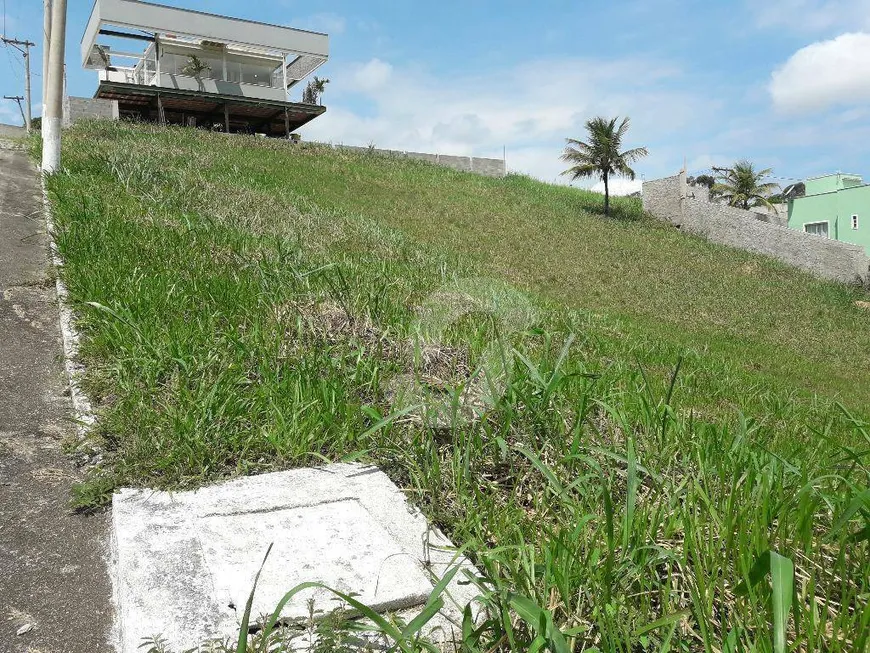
[286,299,488,430]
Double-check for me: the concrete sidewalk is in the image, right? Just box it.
[0,128,112,653]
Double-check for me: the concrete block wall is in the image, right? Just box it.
[471,156,508,177]
[326,144,506,178]
[644,172,870,284]
[754,211,789,228]
[65,96,119,126]
[686,182,789,227]
[404,151,438,165]
[642,173,683,221]
[436,154,473,173]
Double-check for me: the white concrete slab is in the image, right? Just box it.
[111,464,479,652]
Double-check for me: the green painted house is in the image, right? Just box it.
[787,173,870,254]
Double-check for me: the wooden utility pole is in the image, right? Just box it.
[3,95,25,125]
[43,0,52,118]
[2,37,35,132]
[42,0,66,173]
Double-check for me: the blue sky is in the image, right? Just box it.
[2,0,870,183]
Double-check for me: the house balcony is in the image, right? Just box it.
[82,0,330,135]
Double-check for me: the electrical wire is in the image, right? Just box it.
[3,42,23,81]
[691,167,801,183]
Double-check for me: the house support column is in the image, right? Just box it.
[281,51,288,100]
[284,107,290,139]
[157,93,165,126]
[224,104,230,133]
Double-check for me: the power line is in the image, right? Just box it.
[691,166,801,183]
[4,43,22,80]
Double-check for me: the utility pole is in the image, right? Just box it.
[42,0,66,173]
[1,37,35,132]
[3,95,25,125]
[43,0,52,119]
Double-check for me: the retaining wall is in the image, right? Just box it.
[687,184,788,227]
[643,172,869,283]
[64,96,119,126]
[326,144,506,178]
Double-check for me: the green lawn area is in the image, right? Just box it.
[43,122,869,651]
[212,141,870,413]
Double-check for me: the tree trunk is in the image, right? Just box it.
[604,174,610,217]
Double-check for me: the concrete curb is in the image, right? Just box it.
[41,173,119,652]
[41,176,97,438]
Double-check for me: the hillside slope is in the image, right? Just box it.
[231,146,870,412]
[43,122,869,651]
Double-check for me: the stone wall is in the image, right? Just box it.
[643,172,869,284]
[686,183,789,227]
[642,173,683,221]
[325,144,506,178]
[64,96,119,126]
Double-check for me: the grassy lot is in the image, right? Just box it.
[206,141,870,413]
[43,122,868,651]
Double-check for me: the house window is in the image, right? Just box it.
[852,214,859,230]
[804,221,829,238]
[226,59,279,87]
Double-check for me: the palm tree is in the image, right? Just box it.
[313,76,329,102]
[302,76,330,105]
[560,116,648,217]
[711,161,780,211]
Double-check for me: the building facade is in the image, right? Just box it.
[81,0,330,135]
[788,173,870,255]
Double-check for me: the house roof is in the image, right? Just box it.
[82,0,329,68]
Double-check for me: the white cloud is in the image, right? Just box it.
[301,56,716,182]
[753,0,870,32]
[770,32,870,112]
[347,59,392,92]
[0,100,22,126]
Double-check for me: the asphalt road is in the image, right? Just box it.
[0,126,113,653]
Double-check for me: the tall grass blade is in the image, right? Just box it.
[770,551,795,653]
[236,543,273,653]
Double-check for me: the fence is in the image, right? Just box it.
[60,98,507,179]
[64,96,120,127]
[329,144,506,178]
[643,171,869,284]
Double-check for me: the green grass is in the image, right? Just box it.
[201,141,870,412]
[42,121,869,651]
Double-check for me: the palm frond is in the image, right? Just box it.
[620,146,649,165]
[756,182,781,195]
[560,115,647,193]
[560,163,599,180]
[712,161,780,210]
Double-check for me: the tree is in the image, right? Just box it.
[711,161,780,211]
[180,54,210,78]
[181,55,211,92]
[560,116,648,217]
[302,76,330,105]
[690,174,715,189]
[313,76,329,104]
